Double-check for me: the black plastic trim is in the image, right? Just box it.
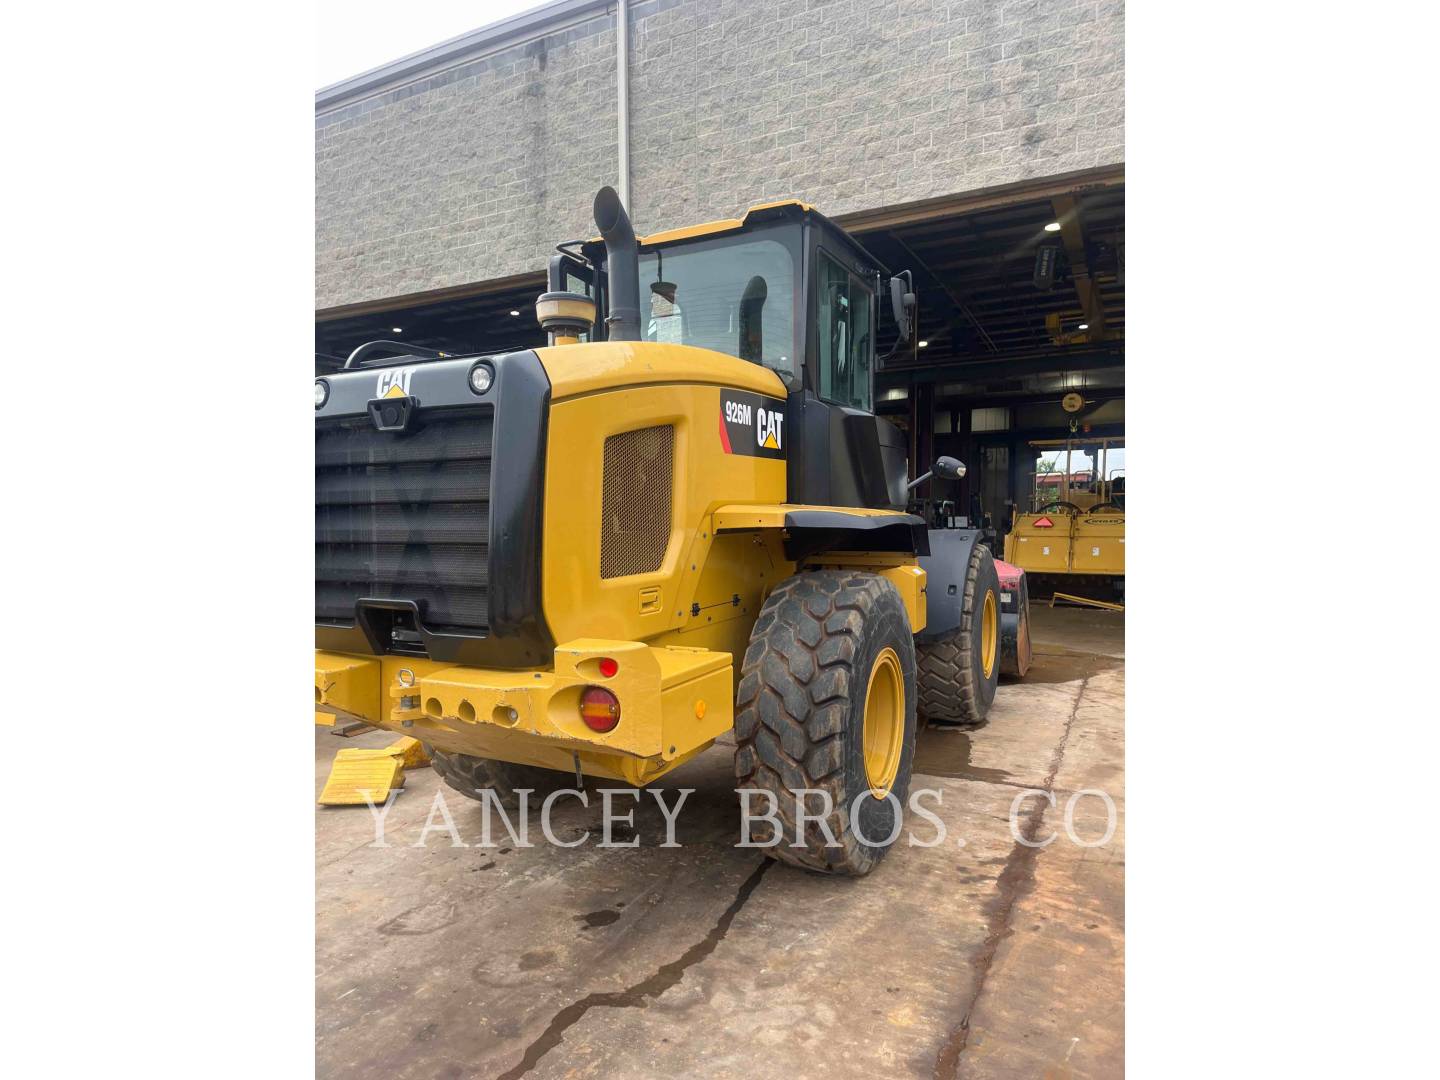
[315,349,555,668]
[367,395,418,432]
[913,527,983,643]
[779,510,929,562]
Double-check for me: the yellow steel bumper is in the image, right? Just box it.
[314,640,733,786]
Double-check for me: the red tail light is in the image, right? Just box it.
[580,687,621,732]
[597,657,619,678]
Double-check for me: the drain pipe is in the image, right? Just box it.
[616,0,630,210]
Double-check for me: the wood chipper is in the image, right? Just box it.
[315,187,1029,875]
[1004,436,1125,601]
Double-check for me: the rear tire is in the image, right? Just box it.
[733,570,917,876]
[1001,573,1032,678]
[916,543,1001,724]
[429,750,569,809]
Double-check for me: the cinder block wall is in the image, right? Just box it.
[316,0,1123,311]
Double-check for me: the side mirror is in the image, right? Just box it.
[933,455,965,480]
[889,271,916,344]
[906,455,966,492]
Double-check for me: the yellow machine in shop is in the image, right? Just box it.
[315,187,1026,875]
[1004,436,1125,589]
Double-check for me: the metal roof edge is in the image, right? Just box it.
[315,0,611,115]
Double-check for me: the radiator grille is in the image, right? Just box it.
[600,426,674,579]
[315,408,492,633]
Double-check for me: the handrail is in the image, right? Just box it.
[343,340,446,369]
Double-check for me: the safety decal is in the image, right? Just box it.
[1033,516,1055,528]
[719,388,786,459]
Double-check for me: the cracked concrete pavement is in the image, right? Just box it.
[316,605,1124,1078]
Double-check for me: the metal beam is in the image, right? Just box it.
[838,165,1123,233]
[879,348,1123,385]
[886,234,999,353]
[937,389,1125,409]
[1051,193,1108,341]
[315,272,546,322]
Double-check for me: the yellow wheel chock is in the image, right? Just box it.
[384,736,431,769]
[317,737,430,806]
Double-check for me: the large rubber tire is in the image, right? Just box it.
[734,570,917,876]
[916,542,1001,724]
[429,750,569,809]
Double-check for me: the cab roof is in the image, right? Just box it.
[636,199,815,246]
[582,197,885,276]
[583,199,813,250]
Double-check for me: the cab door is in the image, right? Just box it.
[786,244,909,510]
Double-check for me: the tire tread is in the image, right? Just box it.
[916,543,999,724]
[734,570,915,875]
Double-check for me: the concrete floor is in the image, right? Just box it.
[316,605,1124,1079]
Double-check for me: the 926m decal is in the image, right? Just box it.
[719,389,786,459]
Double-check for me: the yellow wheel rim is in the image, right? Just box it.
[862,646,904,798]
[981,589,998,679]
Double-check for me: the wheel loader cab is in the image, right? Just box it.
[571,200,913,513]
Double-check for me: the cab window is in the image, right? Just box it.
[817,250,873,411]
[636,230,799,377]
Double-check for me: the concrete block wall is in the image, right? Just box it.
[315,21,620,310]
[316,0,1123,311]
[629,0,1122,240]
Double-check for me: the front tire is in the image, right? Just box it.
[733,570,917,876]
[916,542,1001,724]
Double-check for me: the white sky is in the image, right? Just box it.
[316,0,548,90]
[1038,447,1127,476]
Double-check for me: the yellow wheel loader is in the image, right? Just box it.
[314,188,1027,875]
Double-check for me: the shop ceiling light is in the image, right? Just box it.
[509,309,521,316]
[1078,323,1089,330]
[391,326,403,333]
[918,340,929,347]
[1044,222,1061,232]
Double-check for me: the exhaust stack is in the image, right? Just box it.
[592,185,641,342]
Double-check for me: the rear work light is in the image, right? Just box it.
[580,687,621,733]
